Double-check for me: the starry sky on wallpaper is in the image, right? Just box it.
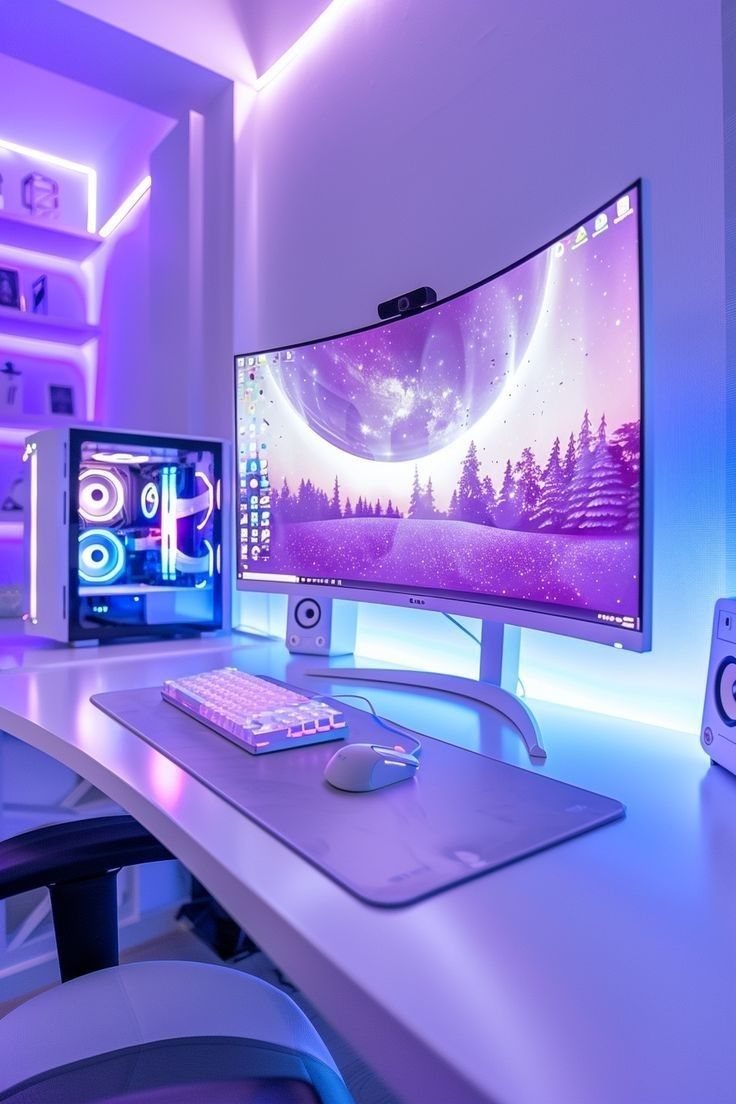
[271,248,550,462]
[260,188,640,514]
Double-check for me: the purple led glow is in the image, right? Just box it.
[25,442,38,623]
[98,175,151,239]
[255,0,359,90]
[0,138,97,233]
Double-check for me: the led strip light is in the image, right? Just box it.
[161,465,178,581]
[0,138,98,233]
[26,443,38,624]
[98,175,152,239]
[255,0,358,90]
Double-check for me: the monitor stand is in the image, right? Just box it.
[306,620,546,762]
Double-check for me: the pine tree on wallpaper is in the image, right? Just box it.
[514,447,542,523]
[329,476,341,519]
[577,408,593,456]
[457,441,487,523]
[271,409,639,534]
[581,416,630,531]
[481,475,497,517]
[408,467,422,519]
[563,432,577,484]
[530,436,564,531]
[424,476,437,518]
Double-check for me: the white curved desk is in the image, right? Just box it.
[0,631,733,1104]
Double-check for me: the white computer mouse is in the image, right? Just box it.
[324,743,420,792]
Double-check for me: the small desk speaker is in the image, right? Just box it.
[285,595,357,656]
[701,598,736,774]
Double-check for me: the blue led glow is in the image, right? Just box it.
[78,528,126,585]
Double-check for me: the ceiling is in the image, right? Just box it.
[57,0,337,84]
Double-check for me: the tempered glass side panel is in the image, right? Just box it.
[68,428,224,641]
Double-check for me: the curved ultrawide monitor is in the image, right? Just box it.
[235,183,647,650]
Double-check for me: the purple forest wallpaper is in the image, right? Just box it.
[237,189,641,622]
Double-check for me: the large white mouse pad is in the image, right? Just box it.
[92,687,624,907]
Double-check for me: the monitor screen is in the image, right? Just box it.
[235,183,645,648]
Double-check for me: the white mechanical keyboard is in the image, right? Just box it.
[161,666,348,754]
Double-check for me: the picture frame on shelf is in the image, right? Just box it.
[0,268,21,310]
[31,274,47,315]
[48,383,75,416]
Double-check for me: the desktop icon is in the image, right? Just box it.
[593,213,608,236]
[571,226,588,250]
[614,195,632,223]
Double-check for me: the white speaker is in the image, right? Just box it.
[286,595,357,656]
[701,597,736,774]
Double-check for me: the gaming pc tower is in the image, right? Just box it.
[23,427,227,642]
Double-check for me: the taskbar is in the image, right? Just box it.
[237,569,640,633]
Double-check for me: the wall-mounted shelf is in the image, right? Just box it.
[0,417,92,447]
[0,413,91,432]
[0,212,102,261]
[0,306,100,346]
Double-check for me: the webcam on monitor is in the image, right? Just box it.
[377,285,437,320]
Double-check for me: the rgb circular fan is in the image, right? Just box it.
[79,467,127,525]
[78,529,126,585]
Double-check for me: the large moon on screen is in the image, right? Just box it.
[269,252,549,462]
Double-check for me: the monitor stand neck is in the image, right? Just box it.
[306,621,546,761]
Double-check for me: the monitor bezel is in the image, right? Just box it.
[235,180,650,652]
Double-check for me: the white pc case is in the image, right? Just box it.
[23,426,228,643]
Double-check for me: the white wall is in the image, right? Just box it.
[92,87,234,441]
[233,0,726,733]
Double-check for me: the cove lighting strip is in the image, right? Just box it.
[99,175,152,239]
[255,0,359,90]
[24,442,38,624]
[0,138,97,233]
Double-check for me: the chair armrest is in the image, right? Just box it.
[0,814,174,900]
